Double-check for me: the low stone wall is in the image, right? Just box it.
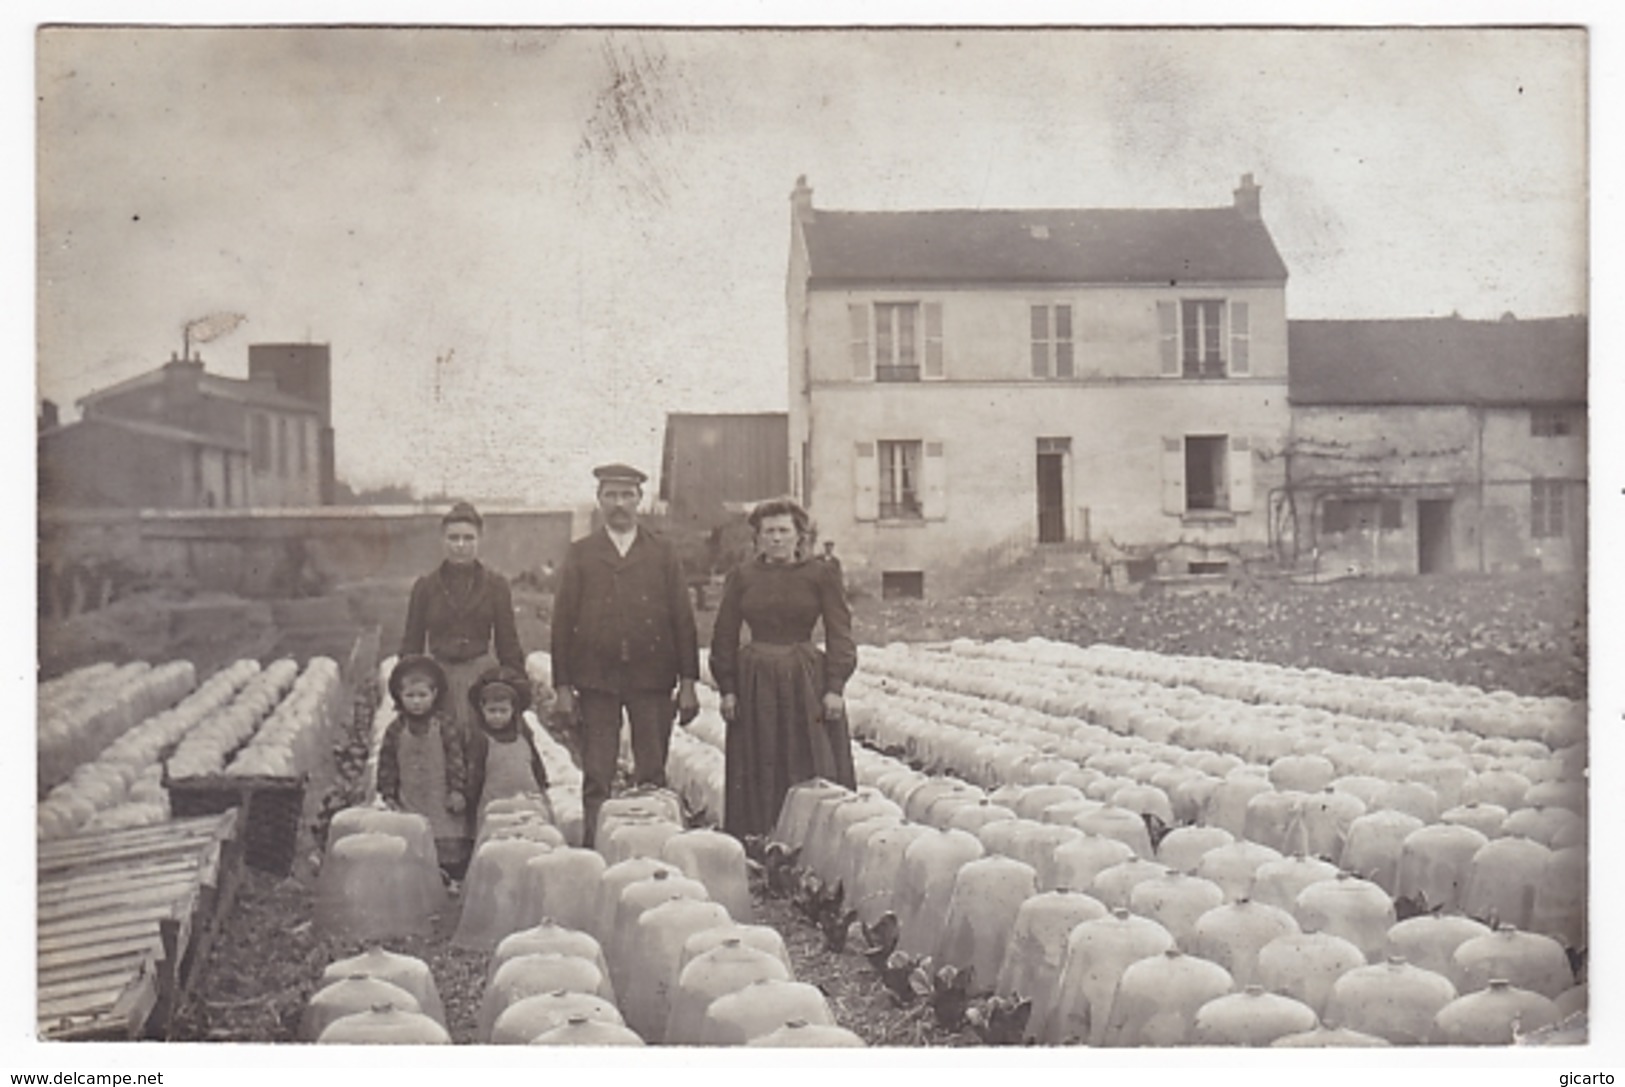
[38,506,575,613]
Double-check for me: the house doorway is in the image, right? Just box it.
[1036,438,1069,543]
[1418,499,1453,574]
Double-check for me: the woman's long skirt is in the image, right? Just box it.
[724,641,856,840]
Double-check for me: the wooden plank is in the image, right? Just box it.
[41,837,227,896]
[37,815,231,861]
[41,972,157,1042]
[38,932,164,971]
[39,887,196,926]
[37,870,201,915]
[39,949,153,987]
[39,836,219,877]
[39,856,200,895]
[40,966,150,1003]
[37,857,199,896]
[39,902,186,939]
[40,1013,124,1042]
[38,920,162,954]
[39,856,201,894]
[39,983,138,1019]
[40,828,219,862]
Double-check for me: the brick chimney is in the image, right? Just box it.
[162,354,206,413]
[790,175,814,225]
[1233,172,1261,220]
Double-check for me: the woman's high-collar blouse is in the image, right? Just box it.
[708,556,856,697]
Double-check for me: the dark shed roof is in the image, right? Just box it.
[803,207,1288,286]
[1288,316,1588,406]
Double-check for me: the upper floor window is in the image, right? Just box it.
[1158,299,1250,378]
[875,303,919,382]
[1531,479,1566,538]
[277,417,289,477]
[298,418,309,475]
[1031,304,1074,379]
[848,301,944,382]
[1182,300,1224,377]
[1531,409,1574,437]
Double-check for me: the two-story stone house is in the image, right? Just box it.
[785,174,1291,597]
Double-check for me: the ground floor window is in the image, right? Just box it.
[1185,436,1228,511]
[879,440,923,520]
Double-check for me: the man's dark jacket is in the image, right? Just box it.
[550,529,700,694]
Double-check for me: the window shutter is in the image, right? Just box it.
[1056,304,1074,378]
[848,303,872,381]
[854,441,879,521]
[1228,436,1254,513]
[1162,437,1185,514]
[923,302,944,379]
[922,441,947,520]
[1157,302,1179,376]
[1229,301,1250,375]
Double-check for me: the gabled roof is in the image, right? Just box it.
[801,207,1288,286]
[77,365,320,415]
[1288,316,1588,406]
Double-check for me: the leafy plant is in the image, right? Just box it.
[878,949,921,1006]
[907,958,975,1033]
[964,994,1033,1046]
[858,911,901,971]
[791,872,858,952]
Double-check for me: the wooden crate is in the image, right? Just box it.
[166,775,305,876]
[37,811,241,1041]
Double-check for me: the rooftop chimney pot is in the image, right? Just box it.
[791,175,814,225]
[1233,173,1262,221]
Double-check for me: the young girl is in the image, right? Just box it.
[464,665,551,819]
[376,654,471,878]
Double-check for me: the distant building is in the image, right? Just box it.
[1286,315,1587,576]
[658,412,790,527]
[39,347,330,509]
[786,174,1291,597]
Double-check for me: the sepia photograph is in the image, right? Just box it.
[20,10,1613,1076]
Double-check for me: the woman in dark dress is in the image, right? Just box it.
[399,501,526,760]
[708,497,858,840]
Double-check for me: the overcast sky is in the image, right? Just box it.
[35,26,1587,505]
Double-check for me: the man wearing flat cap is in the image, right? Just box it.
[551,463,700,846]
